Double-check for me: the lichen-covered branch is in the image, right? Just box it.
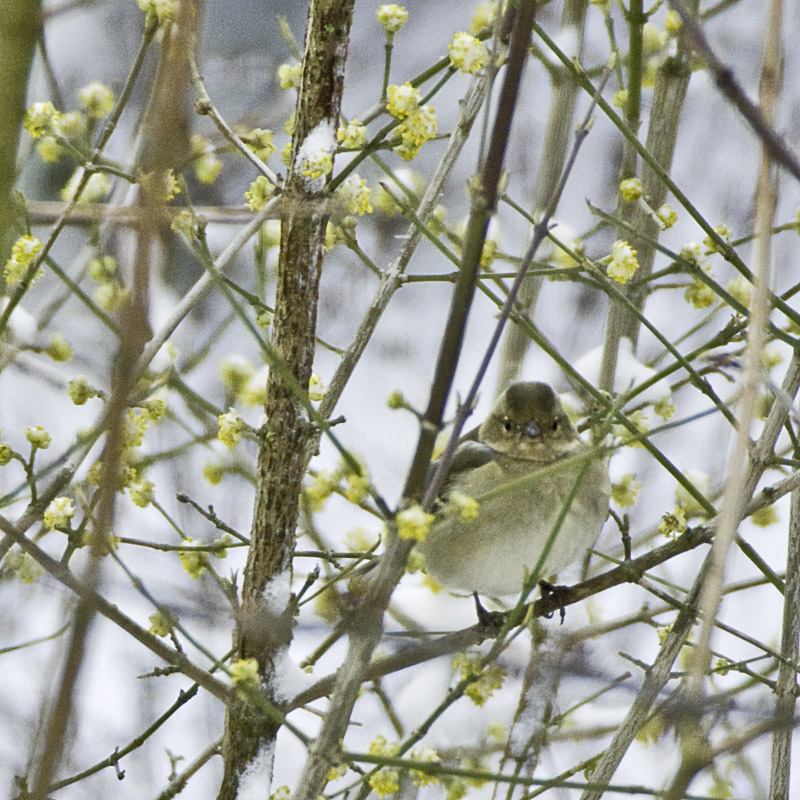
[217,2,355,797]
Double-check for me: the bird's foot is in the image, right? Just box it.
[473,592,504,632]
[539,580,568,624]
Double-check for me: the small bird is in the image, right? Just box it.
[417,381,610,598]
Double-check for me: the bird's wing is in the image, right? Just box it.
[426,441,495,502]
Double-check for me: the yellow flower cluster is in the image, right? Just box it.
[452,652,506,706]
[278,62,303,90]
[78,81,114,118]
[611,474,641,507]
[218,408,244,449]
[337,118,367,149]
[336,174,373,216]
[300,150,333,179]
[607,240,639,284]
[245,175,276,210]
[448,31,488,73]
[44,497,76,531]
[445,491,479,522]
[386,82,421,119]
[4,235,42,284]
[24,102,61,139]
[396,505,434,541]
[394,105,438,161]
[190,134,222,184]
[377,4,408,34]
[242,127,275,162]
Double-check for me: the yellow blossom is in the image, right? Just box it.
[665,10,682,34]
[24,101,61,139]
[327,763,348,781]
[344,469,370,504]
[6,549,44,583]
[305,470,337,512]
[300,150,333,179]
[58,110,85,139]
[642,22,666,54]
[46,333,73,362]
[189,134,222,184]
[397,505,434,541]
[726,276,751,309]
[394,104,437,160]
[44,497,76,531]
[230,657,261,690]
[245,175,276,211]
[78,81,114,118]
[219,354,256,397]
[337,119,367,149]
[470,2,497,34]
[448,31,487,73]
[309,373,325,402]
[4,235,42,284]
[37,136,64,163]
[658,505,687,538]
[179,538,209,578]
[762,342,784,371]
[377,4,408,34]
[656,204,677,229]
[751,504,779,527]
[94,282,129,312]
[369,770,400,797]
[387,390,404,409]
[409,745,440,785]
[612,89,628,108]
[277,62,302,90]
[703,224,732,253]
[607,240,639,283]
[203,460,224,485]
[611,474,641,507]
[336,174,372,215]
[369,735,400,757]
[386,82,420,119]
[619,177,644,202]
[452,652,506,706]
[129,478,155,508]
[24,425,51,450]
[685,278,716,308]
[241,128,275,162]
[148,610,174,637]
[654,395,676,420]
[218,408,244,449]
[446,491,479,522]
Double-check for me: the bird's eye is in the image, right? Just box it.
[503,420,512,432]
[552,420,559,431]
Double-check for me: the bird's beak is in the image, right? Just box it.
[522,421,542,439]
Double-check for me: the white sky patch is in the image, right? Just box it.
[1,298,36,345]
[295,120,336,192]
[235,739,275,800]
[574,337,672,407]
[262,568,292,616]
[269,645,314,705]
[544,25,580,64]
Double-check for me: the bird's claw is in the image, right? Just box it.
[539,580,568,624]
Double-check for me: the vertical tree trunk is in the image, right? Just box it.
[217,2,355,797]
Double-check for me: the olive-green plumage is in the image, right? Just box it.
[418,382,610,596]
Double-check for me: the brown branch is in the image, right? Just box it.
[669,0,800,185]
